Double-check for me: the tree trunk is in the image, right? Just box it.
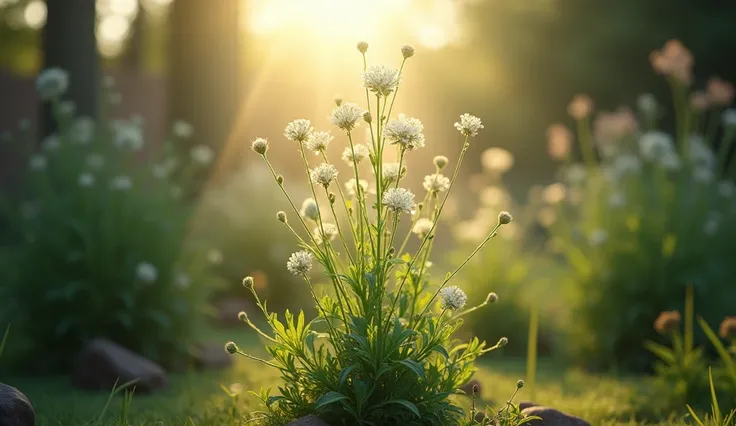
[168,0,241,157]
[41,0,99,138]
[122,7,145,72]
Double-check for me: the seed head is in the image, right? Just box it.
[454,113,484,137]
[498,211,513,225]
[654,310,681,335]
[516,380,524,389]
[287,250,314,275]
[498,337,508,347]
[300,198,320,221]
[314,223,338,245]
[439,286,468,310]
[362,64,400,97]
[423,173,450,193]
[242,276,254,288]
[383,188,416,213]
[225,341,239,354]
[305,131,333,154]
[310,163,338,187]
[276,211,287,223]
[276,175,284,185]
[412,218,434,237]
[384,115,425,150]
[329,102,363,131]
[363,111,372,123]
[237,311,247,322]
[382,163,402,183]
[488,292,498,303]
[284,119,313,142]
[433,155,448,170]
[357,41,369,54]
[250,137,269,155]
[342,144,370,164]
[401,44,415,59]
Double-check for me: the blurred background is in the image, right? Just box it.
[0,0,735,403]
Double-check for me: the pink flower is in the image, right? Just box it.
[546,124,572,160]
[690,91,711,111]
[567,94,594,120]
[706,77,735,106]
[593,107,639,147]
[649,40,694,85]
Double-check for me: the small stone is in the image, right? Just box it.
[71,338,168,393]
[522,406,591,426]
[285,414,331,426]
[0,383,35,426]
[518,401,539,411]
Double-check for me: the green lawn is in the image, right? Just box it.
[2,327,694,425]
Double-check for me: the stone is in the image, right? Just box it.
[461,378,482,397]
[190,342,233,370]
[71,338,168,393]
[518,401,539,411]
[215,297,253,326]
[285,414,331,426]
[521,406,591,426]
[0,383,35,426]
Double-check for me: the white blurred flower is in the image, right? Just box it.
[481,147,514,174]
[381,163,401,182]
[42,134,61,151]
[637,93,658,116]
[57,100,76,117]
[589,229,608,246]
[136,262,158,283]
[300,198,320,221]
[208,249,224,264]
[480,186,508,206]
[689,134,715,169]
[305,131,333,154]
[542,183,566,204]
[86,153,105,169]
[287,250,313,275]
[284,119,313,142]
[172,120,193,139]
[717,181,735,198]
[361,64,400,97]
[412,218,434,237]
[110,175,133,191]
[77,173,95,187]
[693,167,714,184]
[329,103,363,131]
[383,188,416,213]
[567,94,593,120]
[423,173,450,193]
[69,117,95,144]
[660,151,682,170]
[175,273,191,289]
[639,131,674,159]
[614,154,643,177]
[609,192,626,208]
[313,223,338,244]
[547,124,572,160]
[537,206,557,227]
[383,115,425,150]
[190,144,215,165]
[36,67,69,100]
[29,155,47,171]
[703,213,721,236]
[112,120,144,151]
[564,164,587,185]
[454,113,484,137]
[341,144,370,164]
[722,109,736,128]
[345,178,368,197]
[439,286,468,310]
[310,163,338,187]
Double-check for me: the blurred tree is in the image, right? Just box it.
[168,0,241,177]
[41,0,99,137]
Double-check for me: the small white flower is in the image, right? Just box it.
[454,113,484,137]
[305,131,333,154]
[190,144,215,165]
[383,188,416,213]
[345,178,368,197]
[208,249,223,264]
[639,131,675,160]
[423,173,450,193]
[693,167,714,184]
[361,64,400,97]
[42,134,61,151]
[329,103,363,131]
[300,198,320,221]
[284,119,313,142]
[69,117,95,144]
[77,173,95,187]
[412,218,434,237]
[57,100,76,117]
[313,223,338,244]
[110,175,133,191]
[86,153,105,169]
[637,93,658,116]
[341,144,370,165]
[112,120,144,151]
[36,67,69,100]
[589,229,608,246]
[564,164,587,185]
[660,151,682,170]
[310,163,338,187]
[251,137,269,155]
[439,286,468,310]
[381,163,401,182]
[175,273,191,289]
[481,147,514,174]
[383,115,425,150]
[717,181,735,198]
[480,186,509,206]
[689,134,715,169]
[542,183,567,204]
[172,120,193,139]
[29,155,47,171]
[614,154,643,176]
[287,250,313,275]
[722,109,736,128]
[136,262,158,283]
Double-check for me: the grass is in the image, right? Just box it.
[0,326,704,425]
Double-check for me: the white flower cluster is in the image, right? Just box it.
[287,250,313,275]
[439,286,467,310]
[382,188,416,213]
[383,115,425,151]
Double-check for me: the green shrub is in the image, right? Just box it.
[226,42,529,426]
[540,40,736,372]
[0,69,221,372]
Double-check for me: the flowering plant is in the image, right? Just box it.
[225,43,527,426]
[539,40,736,372]
[0,69,219,371]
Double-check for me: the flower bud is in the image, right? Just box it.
[488,292,498,303]
[328,192,336,204]
[276,211,287,223]
[334,95,343,107]
[401,44,415,59]
[224,341,238,354]
[237,311,247,322]
[363,111,372,123]
[498,337,508,347]
[516,379,524,389]
[242,276,254,288]
[276,175,284,185]
[433,155,448,170]
[498,211,513,225]
[472,384,479,395]
[251,137,268,155]
[357,41,368,54]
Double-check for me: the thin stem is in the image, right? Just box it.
[320,152,357,243]
[324,186,355,265]
[384,59,407,125]
[304,274,339,338]
[233,350,280,369]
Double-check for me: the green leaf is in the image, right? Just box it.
[266,395,285,407]
[387,399,420,418]
[643,341,676,364]
[314,391,348,410]
[398,359,425,379]
[338,365,357,387]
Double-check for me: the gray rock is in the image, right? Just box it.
[0,383,35,426]
[191,342,233,370]
[518,401,539,411]
[521,406,590,426]
[285,414,331,426]
[71,338,168,393]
